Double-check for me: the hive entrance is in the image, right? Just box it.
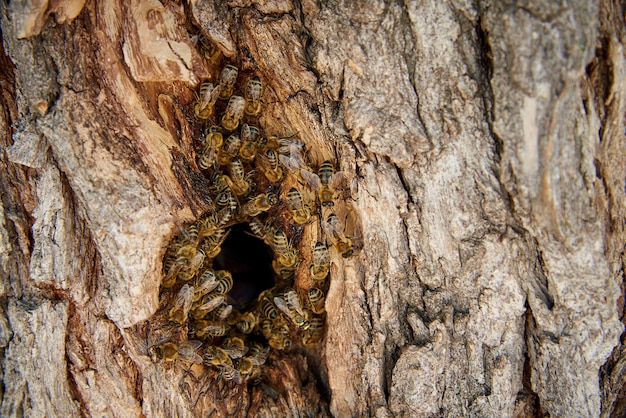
[151,51,360,386]
[213,223,274,310]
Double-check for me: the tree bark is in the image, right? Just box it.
[0,0,624,417]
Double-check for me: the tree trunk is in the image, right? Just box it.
[0,0,624,417]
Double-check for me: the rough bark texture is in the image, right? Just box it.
[0,0,624,417]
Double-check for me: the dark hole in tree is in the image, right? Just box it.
[213,223,275,310]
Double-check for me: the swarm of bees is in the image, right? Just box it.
[155,38,360,386]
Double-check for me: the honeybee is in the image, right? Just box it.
[260,134,304,155]
[193,269,218,301]
[216,191,238,227]
[248,217,274,246]
[302,317,324,348]
[258,148,283,183]
[213,304,233,321]
[271,229,299,270]
[247,216,264,237]
[173,244,198,273]
[150,340,203,364]
[244,76,263,116]
[300,161,343,207]
[236,311,258,334]
[279,143,308,180]
[272,313,291,335]
[217,133,241,165]
[268,334,291,351]
[278,135,305,154]
[307,287,326,314]
[178,248,206,281]
[218,64,238,100]
[214,184,234,207]
[260,318,274,338]
[221,337,249,359]
[204,345,242,384]
[239,124,261,162]
[237,357,261,382]
[220,363,243,383]
[274,264,296,282]
[309,242,330,281]
[240,192,275,217]
[258,291,278,320]
[227,158,253,196]
[204,345,229,364]
[201,125,224,148]
[274,289,310,330]
[246,342,270,366]
[258,135,280,152]
[221,95,246,131]
[193,32,221,61]
[193,320,229,338]
[161,255,181,288]
[285,187,313,224]
[209,171,228,195]
[198,212,220,238]
[322,213,357,258]
[179,223,200,246]
[198,126,223,170]
[169,284,194,326]
[214,270,233,294]
[273,260,296,278]
[190,294,225,320]
[194,82,221,119]
[200,228,230,258]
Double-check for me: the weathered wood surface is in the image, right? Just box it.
[0,0,624,417]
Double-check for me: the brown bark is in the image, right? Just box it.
[0,0,624,417]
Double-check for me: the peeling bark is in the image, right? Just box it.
[0,0,624,417]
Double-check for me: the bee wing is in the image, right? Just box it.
[299,169,321,191]
[177,340,204,363]
[279,146,308,174]
[327,213,346,230]
[181,340,203,351]
[241,345,250,357]
[199,82,214,101]
[204,324,228,334]
[278,135,305,150]
[175,284,194,311]
[189,250,206,268]
[285,290,304,316]
[321,218,341,240]
[208,83,221,103]
[249,348,270,366]
[313,242,330,260]
[189,353,204,363]
[329,171,345,189]
[273,296,292,318]
[256,151,271,171]
[196,270,218,293]
[225,365,243,384]
[278,137,303,156]
[241,123,251,141]
[197,295,225,313]
[142,330,175,356]
[278,153,299,172]
[229,96,246,114]
[218,304,233,321]
[223,345,248,359]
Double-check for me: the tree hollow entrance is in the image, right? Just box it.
[213,223,274,310]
